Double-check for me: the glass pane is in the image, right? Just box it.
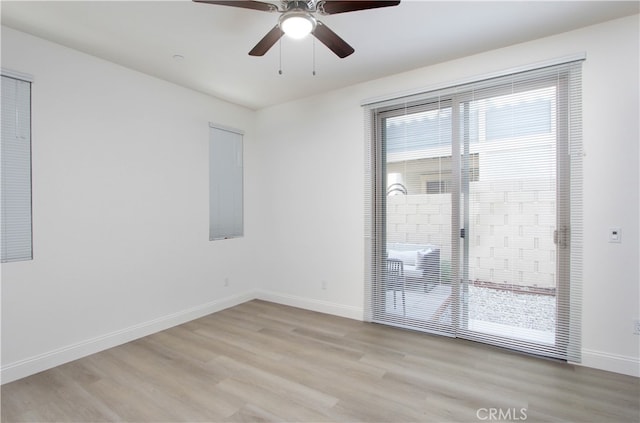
[382,104,454,332]
[464,86,558,345]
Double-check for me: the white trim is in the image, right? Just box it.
[1,68,34,83]
[578,348,640,377]
[361,53,587,107]
[3,293,635,382]
[256,289,364,321]
[0,291,257,384]
[208,122,244,136]
[0,291,361,384]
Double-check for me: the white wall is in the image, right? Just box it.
[1,27,259,383]
[2,14,638,382]
[255,15,640,376]
[253,89,367,319]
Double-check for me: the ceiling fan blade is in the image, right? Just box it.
[312,21,354,58]
[318,1,400,15]
[192,1,276,12]
[249,25,284,56]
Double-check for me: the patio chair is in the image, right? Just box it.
[386,258,406,316]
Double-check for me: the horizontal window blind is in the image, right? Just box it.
[209,123,244,241]
[364,60,583,362]
[1,74,33,263]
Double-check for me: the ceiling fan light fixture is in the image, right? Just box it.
[279,11,316,39]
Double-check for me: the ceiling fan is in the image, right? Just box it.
[193,1,401,58]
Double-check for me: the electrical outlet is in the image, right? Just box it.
[634,320,640,335]
[224,277,230,287]
[321,280,327,290]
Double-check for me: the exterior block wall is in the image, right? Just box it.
[387,179,556,288]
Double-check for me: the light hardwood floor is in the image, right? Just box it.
[2,300,639,422]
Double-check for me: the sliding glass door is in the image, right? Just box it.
[365,61,582,361]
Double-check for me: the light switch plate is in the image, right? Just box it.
[609,227,622,243]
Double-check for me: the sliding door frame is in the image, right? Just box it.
[365,63,582,361]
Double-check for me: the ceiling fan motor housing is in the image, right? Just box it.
[282,1,316,12]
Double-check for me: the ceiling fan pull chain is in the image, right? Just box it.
[312,37,316,76]
[278,39,283,75]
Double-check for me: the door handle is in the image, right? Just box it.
[554,226,569,248]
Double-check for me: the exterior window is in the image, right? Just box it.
[209,123,243,240]
[1,74,32,263]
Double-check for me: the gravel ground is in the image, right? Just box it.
[467,285,556,332]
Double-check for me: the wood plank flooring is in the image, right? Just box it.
[2,300,639,422]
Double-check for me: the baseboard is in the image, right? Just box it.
[7,292,633,383]
[256,289,364,321]
[579,348,640,377]
[1,290,257,385]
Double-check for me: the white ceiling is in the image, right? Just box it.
[2,0,638,110]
